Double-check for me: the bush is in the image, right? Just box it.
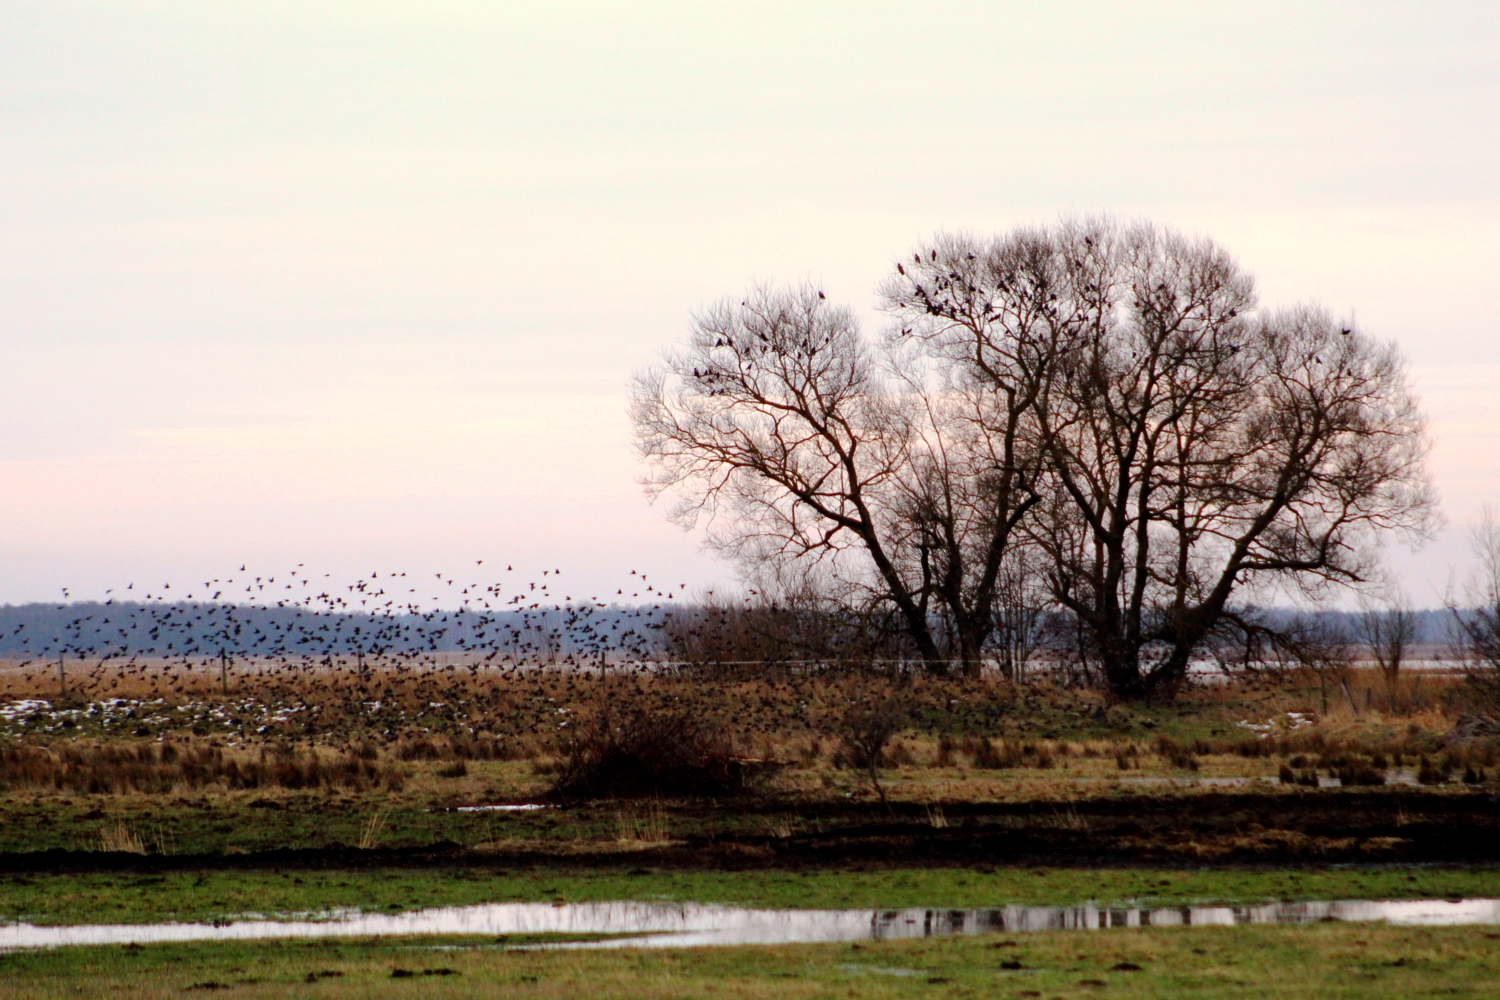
[546,708,761,800]
[835,700,906,772]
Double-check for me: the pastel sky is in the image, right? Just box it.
[2,2,1497,607]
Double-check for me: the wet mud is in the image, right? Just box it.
[2,790,1497,875]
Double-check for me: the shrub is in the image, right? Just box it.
[547,708,760,800]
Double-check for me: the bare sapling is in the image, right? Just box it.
[836,693,907,810]
[1451,505,1500,725]
[1359,590,1418,712]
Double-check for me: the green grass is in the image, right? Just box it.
[4,923,1499,999]
[3,866,1498,926]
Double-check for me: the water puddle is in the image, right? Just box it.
[455,804,550,812]
[4,898,1498,951]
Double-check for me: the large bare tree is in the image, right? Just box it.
[632,285,1038,673]
[636,221,1434,698]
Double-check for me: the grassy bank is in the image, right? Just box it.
[4,866,1499,926]
[5,923,1499,999]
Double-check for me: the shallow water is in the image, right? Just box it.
[455,803,549,812]
[4,898,1498,951]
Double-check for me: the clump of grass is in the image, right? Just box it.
[356,804,392,850]
[1417,755,1453,785]
[396,734,525,762]
[1155,736,1200,771]
[957,736,1058,770]
[613,799,672,844]
[96,821,146,854]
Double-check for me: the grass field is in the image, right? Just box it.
[5,922,1500,999]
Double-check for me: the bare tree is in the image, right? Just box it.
[1358,590,1418,712]
[991,544,1050,682]
[908,219,1435,700]
[1452,505,1500,715]
[637,221,1434,697]
[876,230,1073,673]
[836,693,906,809]
[633,285,1038,674]
[1280,612,1357,716]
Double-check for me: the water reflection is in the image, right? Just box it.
[3,897,1497,951]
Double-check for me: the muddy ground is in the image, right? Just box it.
[3,788,1495,874]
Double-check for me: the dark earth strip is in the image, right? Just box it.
[3,791,1496,874]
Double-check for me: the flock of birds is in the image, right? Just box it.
[0,565,705,732]
[1,565,692,667]
[0,565,1024,749]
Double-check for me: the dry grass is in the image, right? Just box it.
[96,821,146,854]
[0,658,1493,810]
[0,741,403,794]
[612,800,673,845]
[356,804,393,849]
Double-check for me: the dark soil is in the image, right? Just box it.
[3,789,1496,874]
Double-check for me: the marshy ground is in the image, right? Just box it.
[1,660,1497,996]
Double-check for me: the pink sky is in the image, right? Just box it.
[2,2,1497,607]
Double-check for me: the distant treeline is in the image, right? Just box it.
[1247,608,1457,648]
[0,601,1463,665]
[0,601,674,662]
